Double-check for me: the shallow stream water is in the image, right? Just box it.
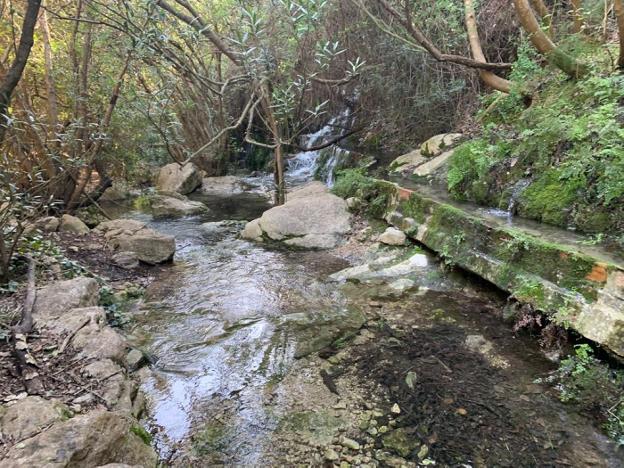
[106,183,622,465]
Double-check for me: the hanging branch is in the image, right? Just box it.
[372,0,513,71]
[464,0,511,93]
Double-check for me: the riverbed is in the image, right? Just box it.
[109,185,622,466]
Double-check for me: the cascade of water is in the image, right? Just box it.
[286,110,352,186]
[506,178,531,224]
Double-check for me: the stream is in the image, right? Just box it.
[103,148,622,465]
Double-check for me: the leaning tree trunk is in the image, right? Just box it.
[0,0,42,145]
[464,0,512,93]
[513,0,587,78]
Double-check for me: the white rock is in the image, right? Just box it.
[378,227,406,246]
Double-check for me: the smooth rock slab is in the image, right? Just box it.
[329,253,428,282]
[33,277,99,322]
[0,410,158,468]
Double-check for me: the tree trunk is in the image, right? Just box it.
[615,0,624,69]
[570,0,585,33]
[0,0,42,145]
[530,0,554,36]
[512,0,587,78]
[10,255,44,395]
[40,10,59,131]
[464,0,512,93]
[261,89,285,205]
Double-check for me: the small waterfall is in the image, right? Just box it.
[506,178,531,224]
[286,110,352,186]
[317,147,351,187]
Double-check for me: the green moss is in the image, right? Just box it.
[518,170,584,226]
[192,424,229,455]
[514,278,546,304]
[446,59,624,236]
[133,194,152,210]
[333,169,396,218]
[130,425,153,445]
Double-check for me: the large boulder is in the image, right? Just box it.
[1,397,70,441]
[59,214,90,234]
[151,193,206,218]
[240,182,351,249]
[0,411,158,468]
[96,219,175,264]
[33,277,100,322]
[156,162,202,194]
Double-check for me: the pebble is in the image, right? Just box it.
[324,448,339,461]
[391,403,401,414]
[367,427,378,436]
[333,401,347,409]
[340,436,361,451]
[378,425,389,433]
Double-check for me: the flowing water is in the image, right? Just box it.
[108,178,622,464]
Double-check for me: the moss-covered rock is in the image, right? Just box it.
[332,170,624,356]
[446,69,624,238]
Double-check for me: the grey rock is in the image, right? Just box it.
[0,410,158,468]
[340,436,361,451]
[378,227,406,246]
[125,349,146,371]
[96,218,175,264]
[112,251,139,269]
[34,216,60,232]
[151,194,206,218]
[0,397,70,441]
[420,133,463,158]
[156,162,202,194]
[241,182,351,249]
[33,277,99,322]
[201,176,247,195]
[324,448,340,461]
[59,214,90,234]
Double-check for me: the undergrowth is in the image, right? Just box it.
[447,41,624,239]
[538,344,624,446]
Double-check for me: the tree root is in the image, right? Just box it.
[10,255,44,395]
